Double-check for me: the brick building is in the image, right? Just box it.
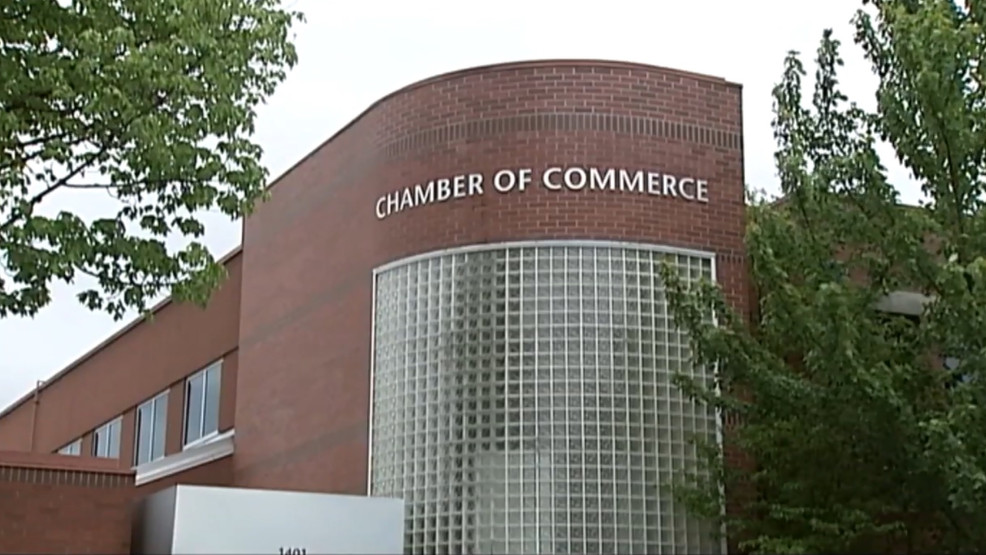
[0,60,747,554]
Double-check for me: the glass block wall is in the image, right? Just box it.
[369,242,721,555]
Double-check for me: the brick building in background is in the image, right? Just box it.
[0,60,748,554]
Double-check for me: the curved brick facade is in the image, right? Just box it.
[234,60,746,497]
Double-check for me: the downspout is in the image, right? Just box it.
[29,380,43,451]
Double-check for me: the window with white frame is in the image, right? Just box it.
[134,391,168,466]
[184,361,221,446]
[57,438,81,456]
[92,416,122,459]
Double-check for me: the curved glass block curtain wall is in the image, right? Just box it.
[369,242,721,555]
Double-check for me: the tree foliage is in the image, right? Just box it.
[662,0,986,552]
[0,0,302,319]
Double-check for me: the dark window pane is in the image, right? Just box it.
[152,394,168,459]
[135,404,152,465]
[107,419,120,458]
[203,364,222,437]
[185,374,204,444]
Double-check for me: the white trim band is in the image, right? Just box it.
[134,428,235,487]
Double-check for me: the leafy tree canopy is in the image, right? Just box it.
[0,0,302,319]
[662,0,986,553]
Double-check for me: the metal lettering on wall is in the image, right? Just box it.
[374,165,711,220]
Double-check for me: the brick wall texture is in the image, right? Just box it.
[234,60,748,492]
[0,453,134,554]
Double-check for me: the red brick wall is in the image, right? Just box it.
[0,452,134,554]
[235,60,747,492]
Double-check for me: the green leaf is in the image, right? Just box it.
[666,1,986,552]
[0,0,303,319]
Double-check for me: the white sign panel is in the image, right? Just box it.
[136,485,405,555]
[375,164,711,220]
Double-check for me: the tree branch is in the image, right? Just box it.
[0,132,92,173]
[0,89,175,234]
[61,177,177,190]
[932,110,970,261]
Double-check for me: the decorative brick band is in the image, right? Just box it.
[380,112,741,159]
[248,112,742,248]
[720,251,747,265]
[0,465,132,488]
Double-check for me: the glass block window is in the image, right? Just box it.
[369,243,721,555]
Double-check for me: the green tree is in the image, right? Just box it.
[0,0,302,319]
[662,0,986,552]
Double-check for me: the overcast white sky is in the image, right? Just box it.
[0,0,922,409]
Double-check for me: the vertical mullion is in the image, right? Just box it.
[136,405,144,465]
[137,401,148,464]
[445,259,456,553]
[636,251,649,550]
[621,248,634,550]
[148,400,156,461]
[546,247,557,552]
[665,257,676,552]
[592,248,603,549]
[649,251,661,552]
[156,396,163,456]
[199,371,208,439]
[577,248,587,554]
[532,247,543,555]
[145,397,160,462]
[547,247,558,550]
[445,257,460,554]
[417,262,428,552]
[401,265,412,551]
[562,247,572,545]
[605,248,618,548]
[503,249,512,549]
[148,400,154,460]
[517,248,529,551]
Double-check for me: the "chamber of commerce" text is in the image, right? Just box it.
[374,165,710,220]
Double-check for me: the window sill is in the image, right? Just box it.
[133,428,235,487]
[182,429,221,451]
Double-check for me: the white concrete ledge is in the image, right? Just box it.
[874,290,934,317]
[134,428,235,487]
